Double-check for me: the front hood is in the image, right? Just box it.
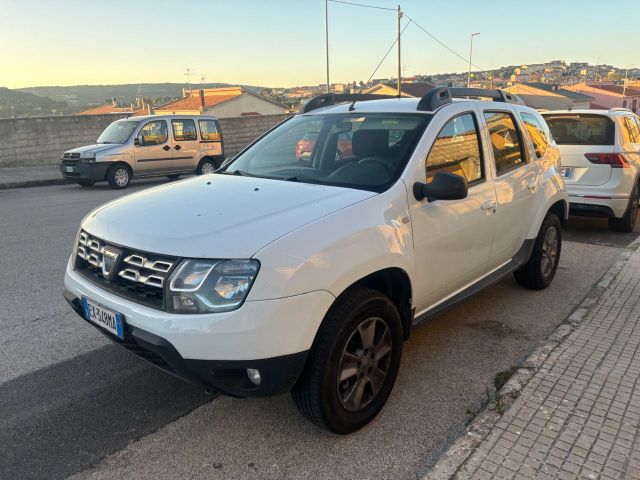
[82,174,376,258]
[66,144,122,156]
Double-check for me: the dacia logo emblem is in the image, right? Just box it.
[102,247,121,279]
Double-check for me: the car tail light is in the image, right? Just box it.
[584,153,630,168]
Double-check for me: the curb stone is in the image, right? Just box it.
[0,178,69,190]
[422,236,640,480]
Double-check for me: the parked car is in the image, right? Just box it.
[59,115,224,189]
[295,131,353,160]
[63,89,568,433]
[542,109,640,232]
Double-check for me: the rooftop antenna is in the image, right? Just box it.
[185,67,195,93]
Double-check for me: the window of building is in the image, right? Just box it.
[172,119,197,141]
[426,113,483,184]
[483,111,526,174]
[198,119,221,141]
[520,112,548,158]
[139,120,168,145]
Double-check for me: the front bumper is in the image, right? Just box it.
[59,162,110,181]
[63,289,309,397]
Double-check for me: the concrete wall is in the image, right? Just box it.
[0,113,291,168]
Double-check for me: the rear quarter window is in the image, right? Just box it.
[543,114,615,146]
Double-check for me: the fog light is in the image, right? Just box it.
[246,368,261,385]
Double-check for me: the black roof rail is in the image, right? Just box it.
[417,87,524,111]
[300,93,398,113]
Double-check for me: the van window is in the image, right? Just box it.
[172,119,198,141]
[544,114,615,145]
[139,120,168,145]
[198,119,221,141]
[520,112,548,158]
[426,113,483,184]
[484,111,526,174]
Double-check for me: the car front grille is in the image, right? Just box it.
[62,153,81,166]
[75,231,179,310]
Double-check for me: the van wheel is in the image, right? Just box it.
[106,164,131,189]
[608,184,639,233]
[291,286,402,434]
[77,180,95,187]
[514,213,561,290]
[197,158,217,175]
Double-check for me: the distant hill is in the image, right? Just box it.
[18,83,268,112]
[0,87,71,118]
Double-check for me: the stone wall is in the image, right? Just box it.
[0,113,292,168]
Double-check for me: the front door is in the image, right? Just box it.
[410,107,497,312]
[170,118,200,171]
[481,109,538,266]
[133,119,172,174]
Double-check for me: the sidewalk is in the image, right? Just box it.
[0,165,66,189]
[428,241,640,480]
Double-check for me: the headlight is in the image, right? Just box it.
[166,259,259,314]
[70,227,82,269]
[81,152,96,163]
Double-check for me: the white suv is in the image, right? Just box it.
[542,109,640,232]
[63,88,568,433]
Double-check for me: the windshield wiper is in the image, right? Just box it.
[219,169,254,177]
[284,175,321,184]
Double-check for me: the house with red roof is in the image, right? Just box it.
[564,83,640,114]
[76,99,149,116]
[154,86,288,117]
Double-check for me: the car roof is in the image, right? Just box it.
[301,97,534,116]
[117,114,219,122]
[541,109,633,118]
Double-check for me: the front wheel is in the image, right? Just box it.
[291,287,403,434]
[106,164,131,189]
[514,213,562,290]
[608,184,639,233]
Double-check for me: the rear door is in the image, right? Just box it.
[197,118,224,165]
[170,118,200,171]
[543,113,616,186]
[481,108,538,266]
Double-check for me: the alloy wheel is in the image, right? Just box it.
[540,226,558,278]
[114,168,129,187]
[201,161,215,174]
[337,317,392,411]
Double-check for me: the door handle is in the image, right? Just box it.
[480,200,497,213]
[174,145,181,150]
[162,145,171,151]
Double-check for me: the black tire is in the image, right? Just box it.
[196,158,218,175]
[608,183,639,233]
[106,164,131,189]
[514,213,562,290]
[166,174,181,180]
[77,180,96,187]
[291,286,403,434]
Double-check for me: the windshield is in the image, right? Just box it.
[223,113,430,192]
[543,114,615,146]
[97,120,140,144]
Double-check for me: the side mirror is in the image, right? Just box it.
[413,172,468,202]
[134,136,143,146]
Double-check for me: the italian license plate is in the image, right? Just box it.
[81,296,124,339]
[560,167,572,178]
[64,166,75,172]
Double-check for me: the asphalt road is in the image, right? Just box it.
[1,179,638,480]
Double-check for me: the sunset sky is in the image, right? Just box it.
[2,0,638,89]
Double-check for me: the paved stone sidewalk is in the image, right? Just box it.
[452,245,640,479]
[0,165,65,189]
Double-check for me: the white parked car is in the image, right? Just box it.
[542,109,640,232]
[63,89,568,433]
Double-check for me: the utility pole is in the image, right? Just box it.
[467,32,480,87]
[622,64,633,100]
[325,0,330,94]
[397,5,402,97]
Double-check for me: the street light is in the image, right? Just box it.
[467,32,480,88]
[622,64,634,101]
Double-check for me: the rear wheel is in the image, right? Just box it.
[106,164,131,189]
[291,287,403,434]
[77,180,95,187]
[514,213,562,290]
[196,158,218,175]
[608,184,639,233]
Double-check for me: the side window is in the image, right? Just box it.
[483,111,525,175]
[198,119,221,141]
[623,117,640,144]
[520,112,549,158]
[139,120,168,145]
[172,119,197,141]
[426,113,483,184]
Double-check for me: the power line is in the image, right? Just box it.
[404,14,485,71]
[327,0,396,11]
[360,19,411,91]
